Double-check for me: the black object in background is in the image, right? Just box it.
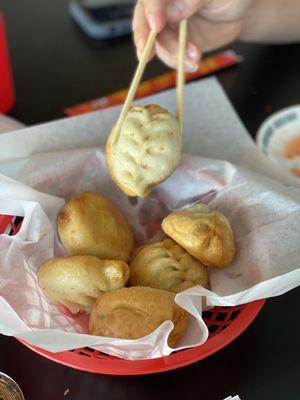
[69,0,134,39]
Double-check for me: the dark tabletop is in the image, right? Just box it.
[1,1,300,399]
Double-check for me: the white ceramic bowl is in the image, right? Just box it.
[256,105,300,178]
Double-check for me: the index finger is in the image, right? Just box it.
[143,0,168,32]
[132,1,156,61]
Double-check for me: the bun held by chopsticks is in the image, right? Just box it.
[106,104,181,197]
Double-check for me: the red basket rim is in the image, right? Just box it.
[0,214,265,375]
[17,299,264,375]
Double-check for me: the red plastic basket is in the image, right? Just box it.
[0,214,265,375]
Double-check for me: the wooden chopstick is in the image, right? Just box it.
[176,19,187,134]
[112,30,157,146]
[112,19,187,145]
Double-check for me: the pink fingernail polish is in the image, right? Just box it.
[187,45,198,62]
[137,39,145,52]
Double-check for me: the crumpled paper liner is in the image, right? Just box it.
[0,77,300,360]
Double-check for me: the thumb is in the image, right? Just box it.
[165,0,208,23]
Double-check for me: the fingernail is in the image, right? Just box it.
[137,39,145,54]
[166,1,184,20]
[186,44,198,62]
[148,14,157,31]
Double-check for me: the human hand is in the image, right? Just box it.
[132,0,253,70]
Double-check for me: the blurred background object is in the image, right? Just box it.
[69,0,134,40]
[0,114,24,134]
[0,13,15,114]
[0,372,25,400]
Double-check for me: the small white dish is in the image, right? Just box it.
[256,105,300,178]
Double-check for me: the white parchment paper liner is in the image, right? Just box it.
[0,78,300,360]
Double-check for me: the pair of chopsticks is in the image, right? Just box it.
[112,20,187,145]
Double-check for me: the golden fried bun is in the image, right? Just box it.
[129,238,209,293]
[162,204,235,268]
[57,192,133,261]
[38,255,130,314]
[106,104,181,197]
[89,286,189,347]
